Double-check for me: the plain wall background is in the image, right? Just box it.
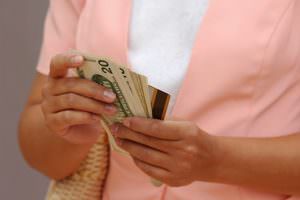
[0,0,50,199]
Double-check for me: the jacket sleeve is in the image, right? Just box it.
[36,0,85,75]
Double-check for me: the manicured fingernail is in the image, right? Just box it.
[105,105,117,113]
[123,119,130,128]
[103,90,116,101]
[70,55,83,65]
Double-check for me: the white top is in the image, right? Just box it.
[128,0,209,115]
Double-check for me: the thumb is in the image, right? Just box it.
[49,52,84,78]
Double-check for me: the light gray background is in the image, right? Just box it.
[0,0,50,199]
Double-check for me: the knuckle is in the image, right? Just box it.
[184,144,199,157]
[182,147,199,169]
[181,161,193,172]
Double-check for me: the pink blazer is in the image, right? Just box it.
[37,0,300,199]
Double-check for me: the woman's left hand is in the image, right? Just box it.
[110,117,219,187]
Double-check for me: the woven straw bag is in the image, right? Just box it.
[45,133,109,200]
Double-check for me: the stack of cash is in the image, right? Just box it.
[76,53,170,156]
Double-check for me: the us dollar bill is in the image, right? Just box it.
[76,55,134,155]
[110,65,146,118]
[77,55,134,123]
[131,72,152,118]
[75,53,170,157]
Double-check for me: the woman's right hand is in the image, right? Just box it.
[41,52,117,144]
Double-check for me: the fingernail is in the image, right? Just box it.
[70,55,83,65]
[103,90,116,101]
[123,119,130,128]
[105,105,117,113]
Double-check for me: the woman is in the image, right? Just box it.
[19,0,300,199]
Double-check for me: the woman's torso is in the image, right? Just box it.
[73,0,300,199]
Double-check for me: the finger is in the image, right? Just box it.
[46,93,117,116]
[47,78,116,103]
[133,158,170,183]
[111,124,172,152]
[116,138,170,169]
[49,53,84,78]
[46,110,101,133]
[123,117,184,140]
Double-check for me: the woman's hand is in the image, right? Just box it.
[110,117,219,186]
[41,52,117,144]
